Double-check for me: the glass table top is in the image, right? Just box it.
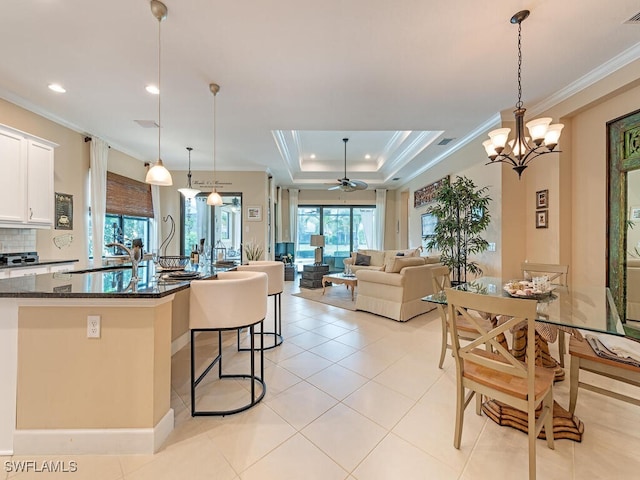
[423,277,625,336]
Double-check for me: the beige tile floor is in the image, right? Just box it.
[5,280,640,479]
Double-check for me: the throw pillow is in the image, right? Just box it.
[355,253,371,266]
[386,256,426,273]
[396,252,405,256]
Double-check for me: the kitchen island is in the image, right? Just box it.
[0,262,223,455]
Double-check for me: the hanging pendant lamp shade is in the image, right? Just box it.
[145,0,173,186]
[207,83,223,206]
[178,147,201,198]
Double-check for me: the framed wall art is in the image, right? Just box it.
[246,206,262,222]
[414,176,449,208]
[630,206,640,221]
[536,210,548,229]
[536,189,549,209]
[54,192,73,230]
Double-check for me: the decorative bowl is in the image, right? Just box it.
[157,255,190,271]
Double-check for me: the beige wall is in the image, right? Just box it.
[0,98,88,265]
[0,98,151,268]
[395,59,640,285]
[158,170,269,257]
[17,301,172,429]
[397,137,503,278]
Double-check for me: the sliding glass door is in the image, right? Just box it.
[296,205,375,272]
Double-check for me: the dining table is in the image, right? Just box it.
[423,277,625,442]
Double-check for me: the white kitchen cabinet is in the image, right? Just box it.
[8,266,49,278]
[48,263,74,273]
[0,128,26,223]
[0,124,56,228]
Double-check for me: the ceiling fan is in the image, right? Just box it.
[328,138,368,192]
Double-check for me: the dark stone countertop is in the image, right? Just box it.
[0,261,232,299]
[0,258,79,271]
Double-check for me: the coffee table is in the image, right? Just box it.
[322,273,357,301]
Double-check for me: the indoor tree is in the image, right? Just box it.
[425,176,492,284]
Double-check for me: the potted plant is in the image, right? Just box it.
[242,240,264,262]
[425,176,491,285]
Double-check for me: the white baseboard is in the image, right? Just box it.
[13,409,174,455]
[171,331,190,356]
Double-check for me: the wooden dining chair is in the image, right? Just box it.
[431,266,492,369]
[446,288,555,480]
[521,262,569,367]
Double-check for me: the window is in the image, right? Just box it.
[181,193,243,261]
[104,214,150,256]
[89,172,153,258]
[296,205,375,271]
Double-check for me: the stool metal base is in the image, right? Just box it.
[191,322,266,416]
[238,292,283,351]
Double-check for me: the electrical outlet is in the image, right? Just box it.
[87,315,101,338]
[488,242,496,252]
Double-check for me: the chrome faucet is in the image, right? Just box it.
[106,242,143,281]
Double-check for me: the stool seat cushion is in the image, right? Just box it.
[190,271,267,330]
[238,261,284,295]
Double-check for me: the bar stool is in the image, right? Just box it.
[189,270,268,416]
[236,261,284,350]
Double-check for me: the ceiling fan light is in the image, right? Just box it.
[526,117,552,143]
[146,159,173,186]
[207,190,223,206]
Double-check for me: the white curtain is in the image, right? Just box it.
[276,187,283,243]
[89,137,109,266]
[151,184,161,255]
[289,188,298,253]
[375,189,387,250]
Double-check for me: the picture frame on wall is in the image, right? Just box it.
[246,206,262,222]
[630,206,640,221]
[54,192,73,230]
[536,210,548,229]
[536,189,549,209]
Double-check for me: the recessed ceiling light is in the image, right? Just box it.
[310,154,316,159]
[48,83,66,93]
[145,84,160,95]
[365,154,371,159]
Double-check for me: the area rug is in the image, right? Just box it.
[292,285,357,311]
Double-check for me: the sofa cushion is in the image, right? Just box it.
[423,256,442,265]
[355,253,371,266]
[386,256,426,273]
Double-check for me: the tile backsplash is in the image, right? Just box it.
[0,228,37,253]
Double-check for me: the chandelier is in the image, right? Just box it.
[483,10,564,179]
[177,147,201,199]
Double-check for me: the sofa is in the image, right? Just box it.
[343,248,425,273]
[350,251,442,321]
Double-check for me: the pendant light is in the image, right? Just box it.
[145,0,173,186]
[207,83,223,206]
[483,10,564,179]
[177,147,201,198]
